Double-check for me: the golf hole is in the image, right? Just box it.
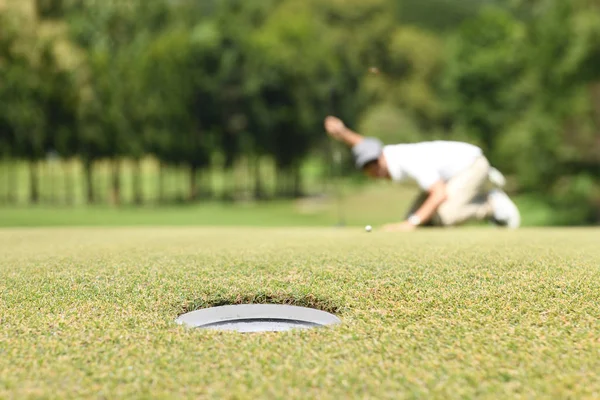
[176,304,341,333]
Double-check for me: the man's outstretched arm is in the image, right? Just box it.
[382,180,448,232]
[324,116,363,148]
[410,180,448,224]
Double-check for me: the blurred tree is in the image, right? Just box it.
[358,103,422,144]
[0,12,20,204]
[398,0,502,32]
[0,0,597,222]
[141,28,193,202]
[360,26,446,139]
[443,7,528,156]
[520,0,600,222]
[446,0,600,223]
[249,1,319,196]
[66,0,148,204]
[0,10,65,204]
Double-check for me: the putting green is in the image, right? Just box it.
[1,227,599,398]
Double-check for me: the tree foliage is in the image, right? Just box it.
[0,0,598,223]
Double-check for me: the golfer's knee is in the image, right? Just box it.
[437,204,461,226]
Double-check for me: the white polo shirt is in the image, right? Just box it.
[382,141,483,190]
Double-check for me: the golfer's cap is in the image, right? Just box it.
[352,137,383,169]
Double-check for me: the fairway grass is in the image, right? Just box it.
[1,228,599,398]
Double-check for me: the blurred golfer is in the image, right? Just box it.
[324,116,520,231]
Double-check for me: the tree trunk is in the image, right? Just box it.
[174,166,180,202]
[275,168,283,198]
[0,160,6,205]
[174,166,182,202]
[253,156,264,200]
[111,159,121,206]
[0,160,5,205]
[133,158,143,205]
[322,147,331,195]
[47,161,55,205]
[158,161,165,204]
[202,169,213,200]
[181,166,188,202]
[232,164,240,200]
[189,165,198,202]
[29,161,39,204]
[276,168,293,199]
[64,160,75,206]
[218,166,229,201]
[287,170,294,198]
[7,158,17,204]
[83,159,94,204]
[293,165,302,198]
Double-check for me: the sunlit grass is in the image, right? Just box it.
[1,227,599,398]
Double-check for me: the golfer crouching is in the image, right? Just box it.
[324,116,520,232]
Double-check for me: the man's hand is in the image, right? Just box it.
[324,116,346,140]
[324,116,365,147]
[382,221,416,232]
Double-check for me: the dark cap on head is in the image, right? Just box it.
[352,137,383,169]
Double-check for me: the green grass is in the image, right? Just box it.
[0,182,419,228]
[0,181,565,228]
[1,227,599,398]
[0,202,330,227]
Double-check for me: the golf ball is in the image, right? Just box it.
[365,225,372,232]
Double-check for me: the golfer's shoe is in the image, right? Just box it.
[488,167,506,188]
[489,189,520,229]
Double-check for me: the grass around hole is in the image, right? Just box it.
[1,227,599,398]
[180,292,344,316]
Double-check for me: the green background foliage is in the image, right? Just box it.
[0,0,598,224]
